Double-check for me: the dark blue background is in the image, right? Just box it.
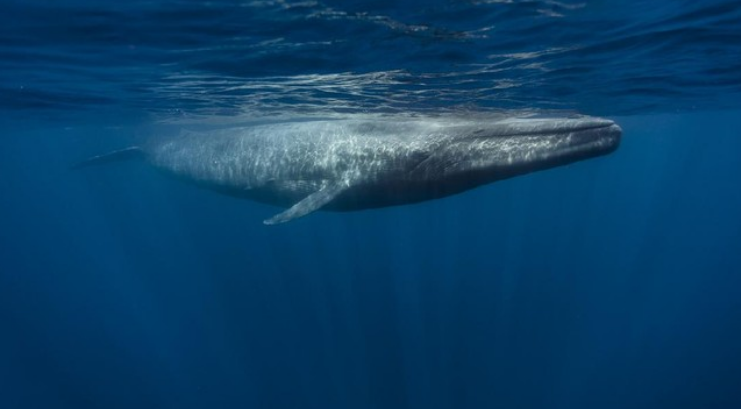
[2,113,740,408]
[2,1,741,408]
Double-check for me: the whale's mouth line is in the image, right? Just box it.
[499,122,617,138]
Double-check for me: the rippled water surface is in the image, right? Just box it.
[3,0,741,123]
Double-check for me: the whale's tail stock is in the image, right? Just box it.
[70,147,144,170]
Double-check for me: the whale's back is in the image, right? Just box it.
[146,121,436,191]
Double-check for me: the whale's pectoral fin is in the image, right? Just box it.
[263,181,349,225]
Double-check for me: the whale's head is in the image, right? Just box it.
[425,116,622,188]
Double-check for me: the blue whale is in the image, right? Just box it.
[74,116,621,224]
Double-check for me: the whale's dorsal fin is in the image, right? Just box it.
[71,147,143,170]
[263,180,350,225]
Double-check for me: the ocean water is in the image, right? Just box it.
[1,1,741,408]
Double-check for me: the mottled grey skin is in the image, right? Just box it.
[76,116,621,224]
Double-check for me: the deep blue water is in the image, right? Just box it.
[2,1,741,408]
